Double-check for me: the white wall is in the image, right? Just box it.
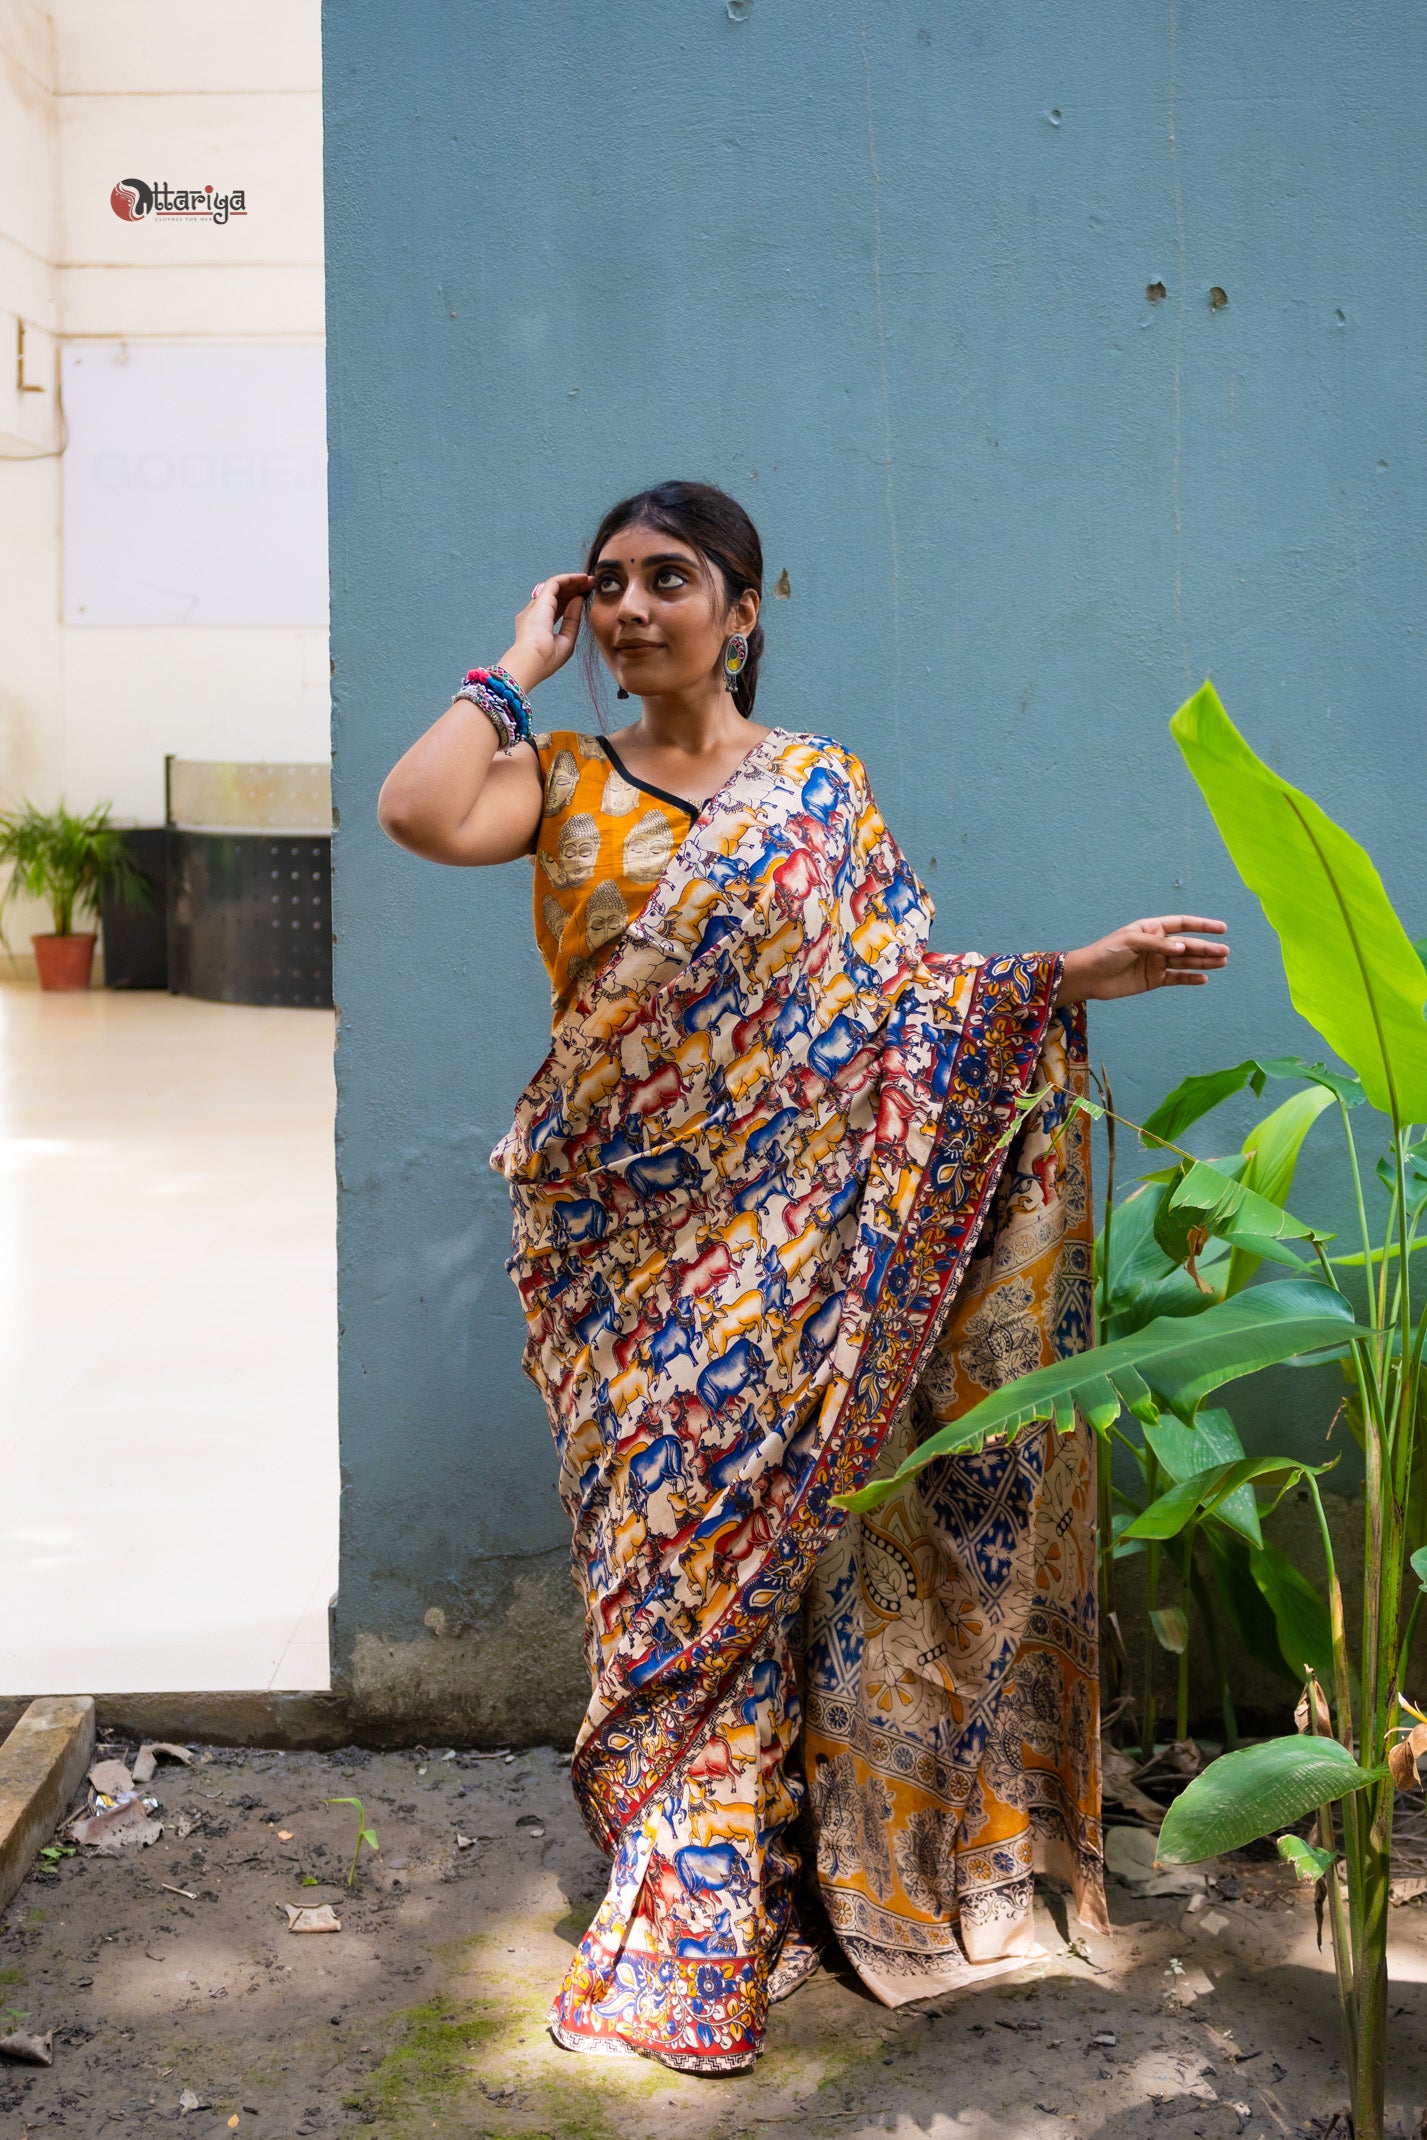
[0,0,326,957]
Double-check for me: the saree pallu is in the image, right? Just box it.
[490,727,1105,2071]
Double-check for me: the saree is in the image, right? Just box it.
[490,725,1105,2070]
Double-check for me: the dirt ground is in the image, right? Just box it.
[2,1739,1426,2140]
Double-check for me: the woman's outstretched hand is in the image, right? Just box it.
[1056,915,1229,1004]
[499,571,593,693]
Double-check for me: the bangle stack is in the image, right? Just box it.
[452,664,534,752]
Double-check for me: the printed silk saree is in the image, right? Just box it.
[490,727,1106,2071]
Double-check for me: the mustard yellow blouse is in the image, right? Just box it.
[530,729,697,1026]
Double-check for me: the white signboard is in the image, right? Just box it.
[62,341,328,626]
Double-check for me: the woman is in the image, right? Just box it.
[378,480,1228,2073]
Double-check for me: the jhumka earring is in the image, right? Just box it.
[723,633,749,691]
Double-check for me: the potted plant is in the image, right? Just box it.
[0,799,154,992]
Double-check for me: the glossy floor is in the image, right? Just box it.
[0,982,337,1692]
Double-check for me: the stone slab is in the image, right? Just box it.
[0,1696,95,1914]
[0,1691,348,1753]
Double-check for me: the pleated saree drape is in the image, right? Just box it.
[490,727,1105,2071]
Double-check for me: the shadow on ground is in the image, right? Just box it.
[2,1742,1425,2137]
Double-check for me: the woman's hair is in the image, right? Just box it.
[582,480,765,717]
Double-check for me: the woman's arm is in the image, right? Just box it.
[1056,914,1229,1004]
[376,571,591,866]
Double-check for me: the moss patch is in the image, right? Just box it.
[344,1996,499,2132]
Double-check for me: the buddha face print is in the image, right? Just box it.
[542,749,580,817]
[541,811,600,890]
[601,765,640,818]
[584,878,630,952]
[542,894,568,944]
[624,808,674,885]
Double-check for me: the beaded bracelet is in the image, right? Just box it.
[454,678,517,750]
[451,664,534,753]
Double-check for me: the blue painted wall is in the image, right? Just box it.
[322,0,1425,1726]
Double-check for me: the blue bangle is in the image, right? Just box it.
[483,665,534,740]
[461,665,532,744]
[453,677,518,751]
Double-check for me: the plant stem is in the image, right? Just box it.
[1337,1097,1380,1360]
[1096,1065,1121,1724]
[1175,1526,1194,1742]
[1188,1545,1236,1749]
[1140,1448,1161,1765]
[1315,1790,1359,2108]
[1353,1779,1391,2140]
[1398,1588,1424,1695]
[1345,1112,1410,2140]
[1304,1473,1354,1753]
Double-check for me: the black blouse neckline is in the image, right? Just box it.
[597,735,700,821]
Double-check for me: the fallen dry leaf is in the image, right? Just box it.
[228,2118,241,2131]
[70,1797,163,1853]
[88,1758,134,1797]
[132,1742,194,1784]
[0,2029,52,2066]
[277,1829,294,1842]
[284,1903,340,1934]
[1099,1744,1164,1821]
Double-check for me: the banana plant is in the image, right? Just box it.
[837,684,1427,2140]
[1156,685,1427,2140]
[1097,1080,1342,1761]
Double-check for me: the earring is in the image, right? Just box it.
[723,633,749,691]
[615,685,630,700]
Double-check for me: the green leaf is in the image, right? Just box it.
[1277,1833,1336,1883]
[1104,1180,1181,1300]
[1141,1055,1364,1149]
[1123,1455,1319,1542]
[363,1825,379,1852]
[1226,1086,1336,1294]
[1144,1408,1262,1545]
[1411,1545,1427,1592]
[1223,1232,1312,1273]
[1099,1179,1229,1339]
[1153,1158,1319,1271]
[1270,1059,1368,1112]
[1146,1283,1356,1423]
[1330,1239,1427,1271]
[833,1281,1360,1514]
[1205,1526,1298,1682]
[1151,1605,1189,1653]
[1171,682,1427,1124]
[1251,1536,1335,1684]
[1157,1737,1389,1864]
[1376,1141,1427,1224]
[1142,1062,1273,1146]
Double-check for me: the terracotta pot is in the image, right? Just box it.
[32,932,97,991]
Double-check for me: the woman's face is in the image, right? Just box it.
[585,524,757,701]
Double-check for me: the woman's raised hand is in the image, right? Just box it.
[1056,915,1230,1004]
[500,572,594,693]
